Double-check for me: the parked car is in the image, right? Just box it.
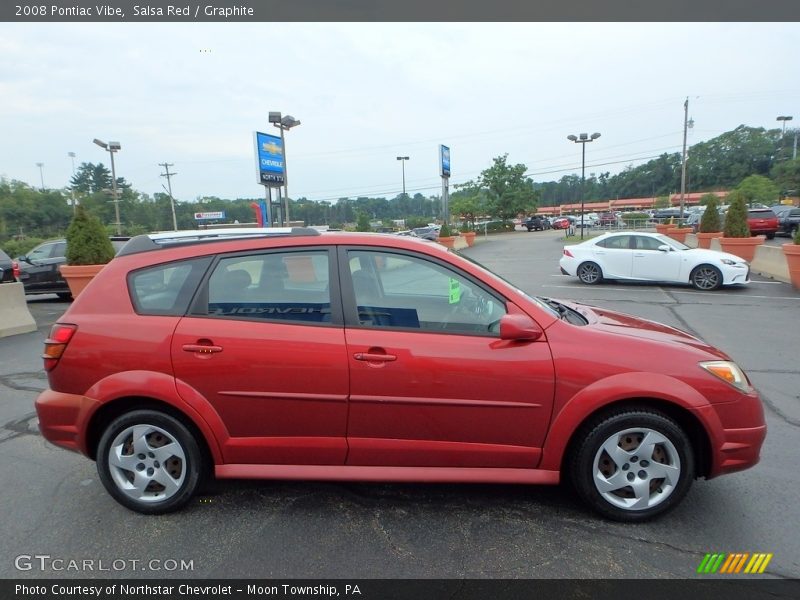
[0,249,17,284]
[411,226,439,241]
[598,212,618,226]
[16,236,131,298]
[746,208,779,239]
[35,227,765,521]
[771,205,800,238]
[652,208,684,222]
[559,231,750,291]
[552,216,574,230]
[523,216,549,231]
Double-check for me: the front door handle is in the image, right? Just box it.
[183,343,223,354]
[354,352,397,362]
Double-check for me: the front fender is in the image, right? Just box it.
[538,371,723,471]
[83,370,226,464]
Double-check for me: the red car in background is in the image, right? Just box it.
[552,216,574,229]
[747,208,779,239]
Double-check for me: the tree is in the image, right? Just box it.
[723,191,750,238]
[465,155,538,221]
[735,174,779,207]
[770,158,800,198]
[654,196,670,209]
[449,193,483,228]
[699,194,721,233]
[355,212,372,232]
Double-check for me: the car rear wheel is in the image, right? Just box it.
[577,262,603,285]
[766,233,775,240]
[97,410,203,514]
[570,410,694,522]
[690,265,722,291]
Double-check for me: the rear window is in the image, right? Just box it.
[129,258,211,315]
[748,209,776,218]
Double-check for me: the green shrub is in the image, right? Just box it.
[439,223,453,237]
[65,206,116,265]
[722,192,750,238]
[460,221,474,233]
[699,196,722,233]
[485,221,515,233]
[794,224,800,245]
[620,212,649,222]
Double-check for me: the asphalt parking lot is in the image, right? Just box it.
[1,230,798,580]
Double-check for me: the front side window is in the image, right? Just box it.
[347,250,506,335]
[204,251,332,324]
[28,243,56,260]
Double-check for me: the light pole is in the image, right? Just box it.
[93,138,122,235]
[777,116,794,161]
[35,162,45,191]
[567,132,601,240]
[777,115,793,136]
[269,111,301,224]
[396,156,409,198]
[67,152,77,212]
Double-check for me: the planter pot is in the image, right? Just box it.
[437,236,456,250]
[783,243,800,290]
[718,236,765,263]
[654,223,674,234]
[59,264,106,298]
[665,227,694,243]
[462,231,476,247]
[695,231,723,249]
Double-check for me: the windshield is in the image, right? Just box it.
[654,234,690,251]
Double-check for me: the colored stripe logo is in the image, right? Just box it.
[697,553,773,574]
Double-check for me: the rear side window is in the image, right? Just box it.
[201,250,333,325]
[129,258,211,316]
[596,235,631,249]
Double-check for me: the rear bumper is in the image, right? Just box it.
[35,389,99,456]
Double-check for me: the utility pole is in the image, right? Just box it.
[679,97,689,219]
[159,162,178,231]
[36,163,45,191]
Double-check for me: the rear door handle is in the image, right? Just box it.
[354,352,397,362]
[183,344,223,354]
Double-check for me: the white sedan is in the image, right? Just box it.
[559,231,750,290]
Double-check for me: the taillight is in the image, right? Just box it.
[563,249,574,257]
[12,260,19,280]
[42,324,77,371]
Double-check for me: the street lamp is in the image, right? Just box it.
[269,111,301,224]
[67,152,77,212]
[396,156,410,198]
[93,138,122,235]
[35,162,45,191]
[777,116,795,161]
[777,115,793,136]
[567,132,601,240]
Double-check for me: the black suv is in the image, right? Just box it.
[523,216,549,231]
[0,249,17,284]
[17,237,129,299]
[772,205,800,238]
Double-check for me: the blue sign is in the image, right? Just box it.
[255,131,285,186]
[440,144,450,178]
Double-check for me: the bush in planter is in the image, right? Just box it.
[460,221,474,233]
[699,195,722,233]
[722,192,750,238]
[65,205,116,265]
[439,223,453,238]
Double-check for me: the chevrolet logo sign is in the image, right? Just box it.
[262,142,282,155]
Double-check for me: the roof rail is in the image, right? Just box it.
[117,227,320,256]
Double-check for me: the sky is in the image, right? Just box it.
[1,22,799,205]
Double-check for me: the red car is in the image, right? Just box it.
[552,216,574,230]
[747,208,779,239]
[35,228,766,521]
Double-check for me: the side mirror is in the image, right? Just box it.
[19,255,32,264]
[499,314,543,341]
[657,244,671,252]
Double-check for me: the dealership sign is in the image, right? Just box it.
[194,211,226,220]
[254,131,285,186]
[439,144,450,178]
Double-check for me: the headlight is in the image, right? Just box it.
[720,258,744,266]
[699,361,752,393]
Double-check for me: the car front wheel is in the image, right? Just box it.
[577,262,603,285]
[690,265,722,291]
[570,409,694,522]
[97,410,203,514]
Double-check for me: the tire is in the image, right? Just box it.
[690,264,722,291]
[576,262,603,285]
[56,292,73,301]
[766,233,775,240]
[96,410,203,514]
[570,409,694,522]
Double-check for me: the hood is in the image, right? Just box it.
[683,247,748,264]
[560,300,730,360]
